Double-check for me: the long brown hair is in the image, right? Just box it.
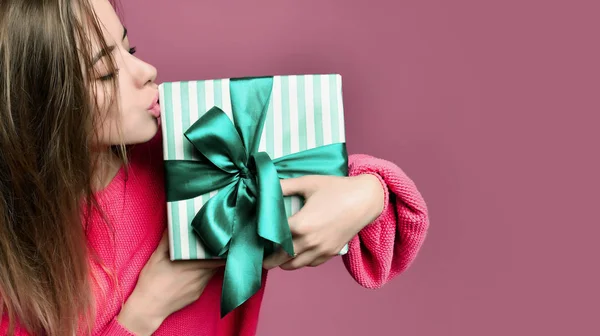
[0,0,123,334]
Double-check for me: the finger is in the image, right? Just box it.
[178,258,226,271]
[280,175,316,197]
[309,255,331,267]
[264,232,318,269]
[161,229,170,242]
[287,206,317,238]
[152,229,171,256]
[263,248,292,270]
[280,249,320,271]
[195,258,227,269]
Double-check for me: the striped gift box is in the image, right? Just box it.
[159,74,348,260]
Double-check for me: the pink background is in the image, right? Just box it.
[120,0,599,335]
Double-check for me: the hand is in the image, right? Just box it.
[263,173,385,271]
[117,230,225,335]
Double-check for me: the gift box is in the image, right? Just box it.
[159,74,349,316]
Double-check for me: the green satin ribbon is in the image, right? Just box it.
[164,76,348,317]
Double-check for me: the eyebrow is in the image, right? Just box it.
[91,26,128,65]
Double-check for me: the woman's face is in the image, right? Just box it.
[90,0,160,146]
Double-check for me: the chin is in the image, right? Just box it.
[124,120,160,145]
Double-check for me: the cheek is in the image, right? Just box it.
[116,81,133,115]
[92,77,158,146]
[94,85,107,115]
[93,82,117,120]
[91,82,121,143]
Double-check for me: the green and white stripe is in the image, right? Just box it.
[159,74,347,261]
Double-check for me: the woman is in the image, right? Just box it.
[0,0,429,335]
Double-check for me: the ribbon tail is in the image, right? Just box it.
[220,218,263,318]
[191,182,238,256]
[220,182,263,317]
[251,152,295,257]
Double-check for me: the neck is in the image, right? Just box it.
[91,148,122,192]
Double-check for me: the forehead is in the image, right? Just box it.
[89,0,123,44]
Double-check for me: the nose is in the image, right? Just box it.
[140,60,158,87]
[129,54,158,87]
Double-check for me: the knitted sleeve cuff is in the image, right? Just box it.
[343,153,429,288]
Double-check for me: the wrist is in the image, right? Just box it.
[356,173,385,224]
[117,292,165,336]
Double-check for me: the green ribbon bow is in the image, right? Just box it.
[164,76,348,317]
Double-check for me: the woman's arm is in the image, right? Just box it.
[343,154,429,287]
[263,153,429,278]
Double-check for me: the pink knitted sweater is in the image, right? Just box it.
[1,133,428,335]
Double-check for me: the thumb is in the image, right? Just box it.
[156,229,170,253]
[280,176,315,197]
